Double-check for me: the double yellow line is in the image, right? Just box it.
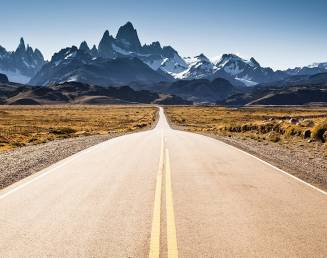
[149,134,178,258]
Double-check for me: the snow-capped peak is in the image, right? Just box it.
[175,54,215,80]
[216,53,259,69]
[307,62,327,69]
[0,37,45,83]
[184,54,211,65]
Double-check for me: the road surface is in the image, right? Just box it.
[0,108,326,257]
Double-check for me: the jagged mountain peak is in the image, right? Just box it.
[250,57,260,67]
[79,41,90,52]
[177,54,214,80]
[162,46,178,58]
[19,37,25,48]
[51,46,78,62]
[99,30,114,45]
[15,37,26,54]
[34,48,44,58]
[286,62,327,76]
[150,41,161,48]
[217,53,245,65]
[0,37,45,83]
[212,53,288,86]
[0,45,7,54]
[120,21,135,30]
[144,41,161,49]
[102,30,110,38]
[26,44,34,54]
[222,53,238,58]
[98,30,115,58]
[90,44,98,57]
[116,21,141,51]
[195,54,210,62]
[142,41,163,55]
[216,53,261,69]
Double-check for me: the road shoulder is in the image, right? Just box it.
[165,116,327,192]
[0,108,160,190]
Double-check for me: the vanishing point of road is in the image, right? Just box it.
[0,108,326,257]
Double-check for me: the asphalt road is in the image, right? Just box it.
[0,108,326,258]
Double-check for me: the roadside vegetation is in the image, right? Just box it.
[0,105,157,151]
[165,106,327,156]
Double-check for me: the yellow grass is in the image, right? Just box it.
[0,105,157,151]
[165,106,327,154]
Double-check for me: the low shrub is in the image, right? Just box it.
[49,127,77,135]
[0,135,9,144]
[267,132,280,143]
[300,119,315,127]
[303,129,311,139]
[311,120,327,142]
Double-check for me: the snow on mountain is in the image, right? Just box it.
[0,68,31,84]
[216,54,257,74]
[286,62,327,76]
[0,38,45,83]
[20,21,326,88]
[213,54,287,85]
[308,62,327,69]
[159,53,188,75]
[58,22,188,79]
[235,77,258,87]
[176,54,214,79]
[112,43,133,56]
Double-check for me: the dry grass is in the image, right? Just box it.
[165,106,327,156]
[0,105,157,151]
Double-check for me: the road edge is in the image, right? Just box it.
[163,107,327,196]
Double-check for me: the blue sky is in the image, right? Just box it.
[1,0,326,69]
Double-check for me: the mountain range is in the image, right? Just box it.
[0,22,327,106]
[0,38,44,83]
[1,22,327,88]
[218,73,327,106]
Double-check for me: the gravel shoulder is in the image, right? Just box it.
[170,124,327,192]
[0,111,159,190]
[0,135,115,190]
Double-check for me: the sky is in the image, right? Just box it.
[0,0,326,70]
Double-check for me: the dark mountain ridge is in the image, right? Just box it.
[0,81,191,105]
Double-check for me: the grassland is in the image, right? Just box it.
[165,106,327,154]
[0,105,157,151]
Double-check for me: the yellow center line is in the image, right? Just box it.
[149,133,164,258]
[165,148,179,258]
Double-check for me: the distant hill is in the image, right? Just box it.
[247,88,327,106]
[0,81,192,105]
[219,74,327,106]
[0,73,9,83]
[157,78,243,103]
